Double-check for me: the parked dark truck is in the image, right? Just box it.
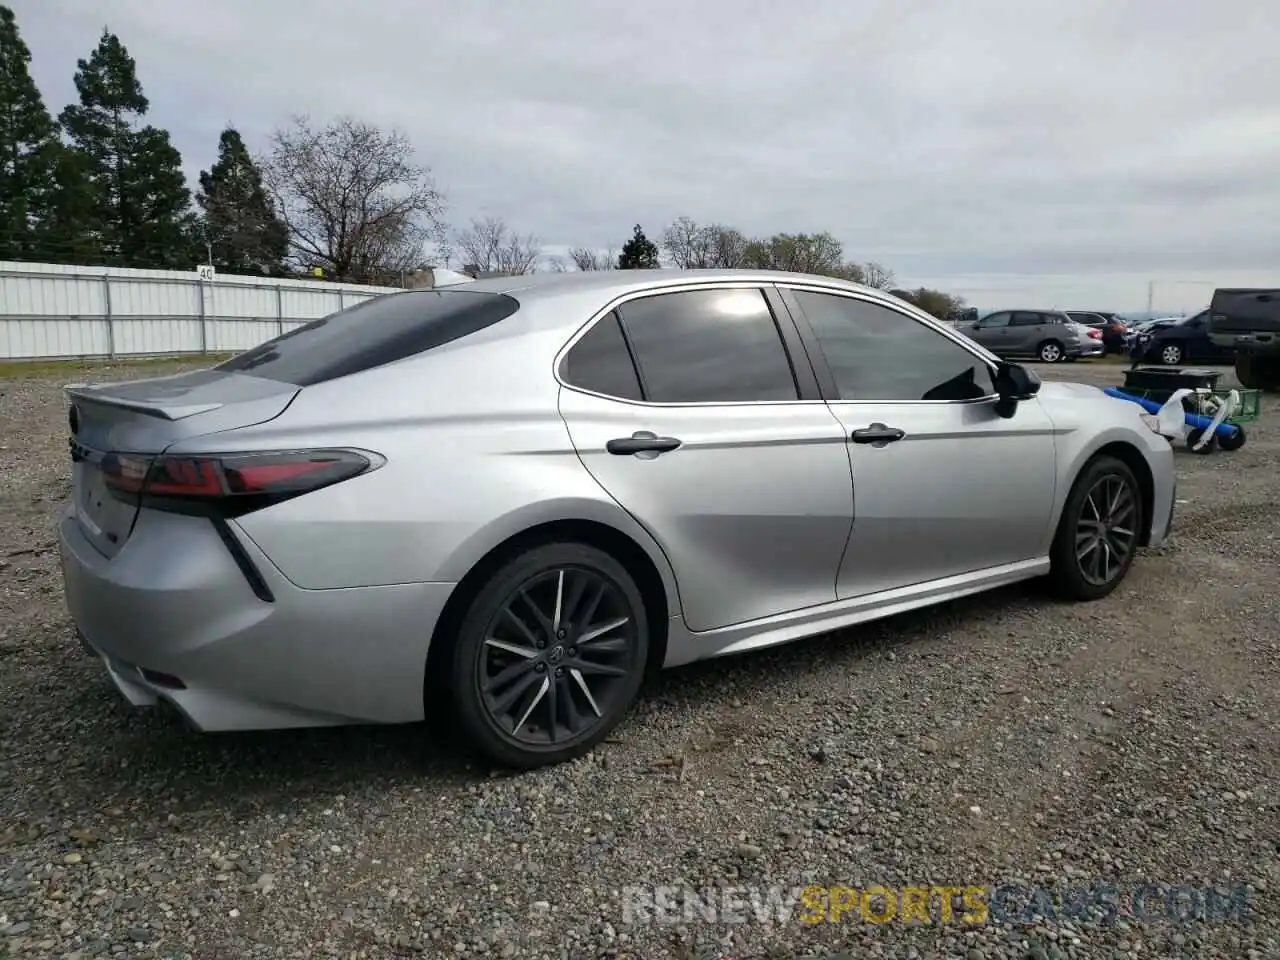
[1208,288,1280,390]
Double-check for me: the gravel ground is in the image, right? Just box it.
[2,356,1278,960]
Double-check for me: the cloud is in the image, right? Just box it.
[19,0,1280,309]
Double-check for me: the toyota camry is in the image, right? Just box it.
[58,270,1176,768]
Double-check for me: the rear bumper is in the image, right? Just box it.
[58,507,457,731]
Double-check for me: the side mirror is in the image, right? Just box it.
[993,362,1040,418]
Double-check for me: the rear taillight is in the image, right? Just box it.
[1087,328,1102,339]
[101,449,378,517]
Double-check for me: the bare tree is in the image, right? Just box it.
[568,246,616,271]
[454,216,541,275]
[704,224,749,268]
[260,115,446,283]
[660,216,713,268]
[861,261,896,290]
[659,218,751,269]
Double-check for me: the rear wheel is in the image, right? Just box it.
[1048,456,1144,601]
[446,542,649,769]
[1038,340,1065,363]
[1218,425,1246,451]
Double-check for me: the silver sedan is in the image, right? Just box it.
[58,270,1176,768]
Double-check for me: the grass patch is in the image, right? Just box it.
[0,353,233,380]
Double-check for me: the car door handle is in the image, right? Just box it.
[606,433,682,455]
[850,423,905,446]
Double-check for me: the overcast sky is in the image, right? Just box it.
[18,0,1280,311]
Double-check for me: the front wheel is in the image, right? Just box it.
[1048,456,1144,601]
[1160,343,1183,365]
[446,542,649,769]
[1038,340,1065,363]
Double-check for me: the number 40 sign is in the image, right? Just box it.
[196,264,216,282]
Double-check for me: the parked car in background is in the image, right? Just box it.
[57,270,1176,768]
[1066,311,1128,354]
[1206,288,1280,390]
[1129,309,1235,366]
[961,310,1102,362]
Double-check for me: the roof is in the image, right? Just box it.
[453,267,883,299]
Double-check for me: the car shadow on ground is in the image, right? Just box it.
[22,579,1048,831]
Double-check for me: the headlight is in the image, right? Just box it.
[1139,413,1163,434]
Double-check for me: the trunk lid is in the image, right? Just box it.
[66,369,300,558]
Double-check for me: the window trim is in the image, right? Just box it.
[554,281,822,407]
[775,283,1001,406]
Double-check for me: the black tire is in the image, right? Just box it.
[1038,340,1065,363]
[1048,455,1145,601]
[1186,429,1216,454]
[1159,343,1183,366]
[1235,354,1262,389]
[446,541,649,769]
[1218,425,1246,451]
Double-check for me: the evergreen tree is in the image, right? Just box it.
[0,5,59,260]
[58,29,194,267]
[197,128,287,274]
[617,223,659,269]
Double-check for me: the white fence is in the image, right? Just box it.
[0,261,400,360]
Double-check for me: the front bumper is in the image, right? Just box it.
[58,507,456,731]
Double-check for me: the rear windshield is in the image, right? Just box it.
[215,289,520,386]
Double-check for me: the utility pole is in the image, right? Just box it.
[1146,280,1154,314]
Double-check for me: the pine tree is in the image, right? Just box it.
[197,128,287,274]
[617,224,659,269]
[0,5,59,261]
[58,29,194,268]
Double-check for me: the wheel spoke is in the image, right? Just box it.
[491,669,543,716]
[516,587,555,637]
[500,605,541,647]
[484,637,538,659]
[1084,493,1101,521]
[544,671,559,741]
[579,616,629,644]
[573,581,606,633]
[570,668,603,717]
[513,676,550,734]
[560,673,584,732]
[483,656,537,694]
[561,572,589,631]
[579,637,629,655]
[1077,537,1099,562]
[551,570,565,633]
[567,658,627,678]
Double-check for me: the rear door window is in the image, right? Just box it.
[216,290,520,386]
[561,312,644,400]
[615,288,800,403]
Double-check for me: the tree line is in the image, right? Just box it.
[0,6,967,318]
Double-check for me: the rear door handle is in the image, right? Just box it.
[850,423,905,446]
[606,432,682,456]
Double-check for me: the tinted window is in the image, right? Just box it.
[617,289,799,403]
[980,312,1011,328]
[1010,312,1043,326]
[216,290,519,386]
[791,291,995,402]
[562,312,643,400]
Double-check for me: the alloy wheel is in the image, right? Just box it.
[1161,345,1182,365]
[1040,342,1062,362]
[1074,473,1138,587]
[477,566,639,746]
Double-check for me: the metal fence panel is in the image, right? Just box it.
[0,261,398,360]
